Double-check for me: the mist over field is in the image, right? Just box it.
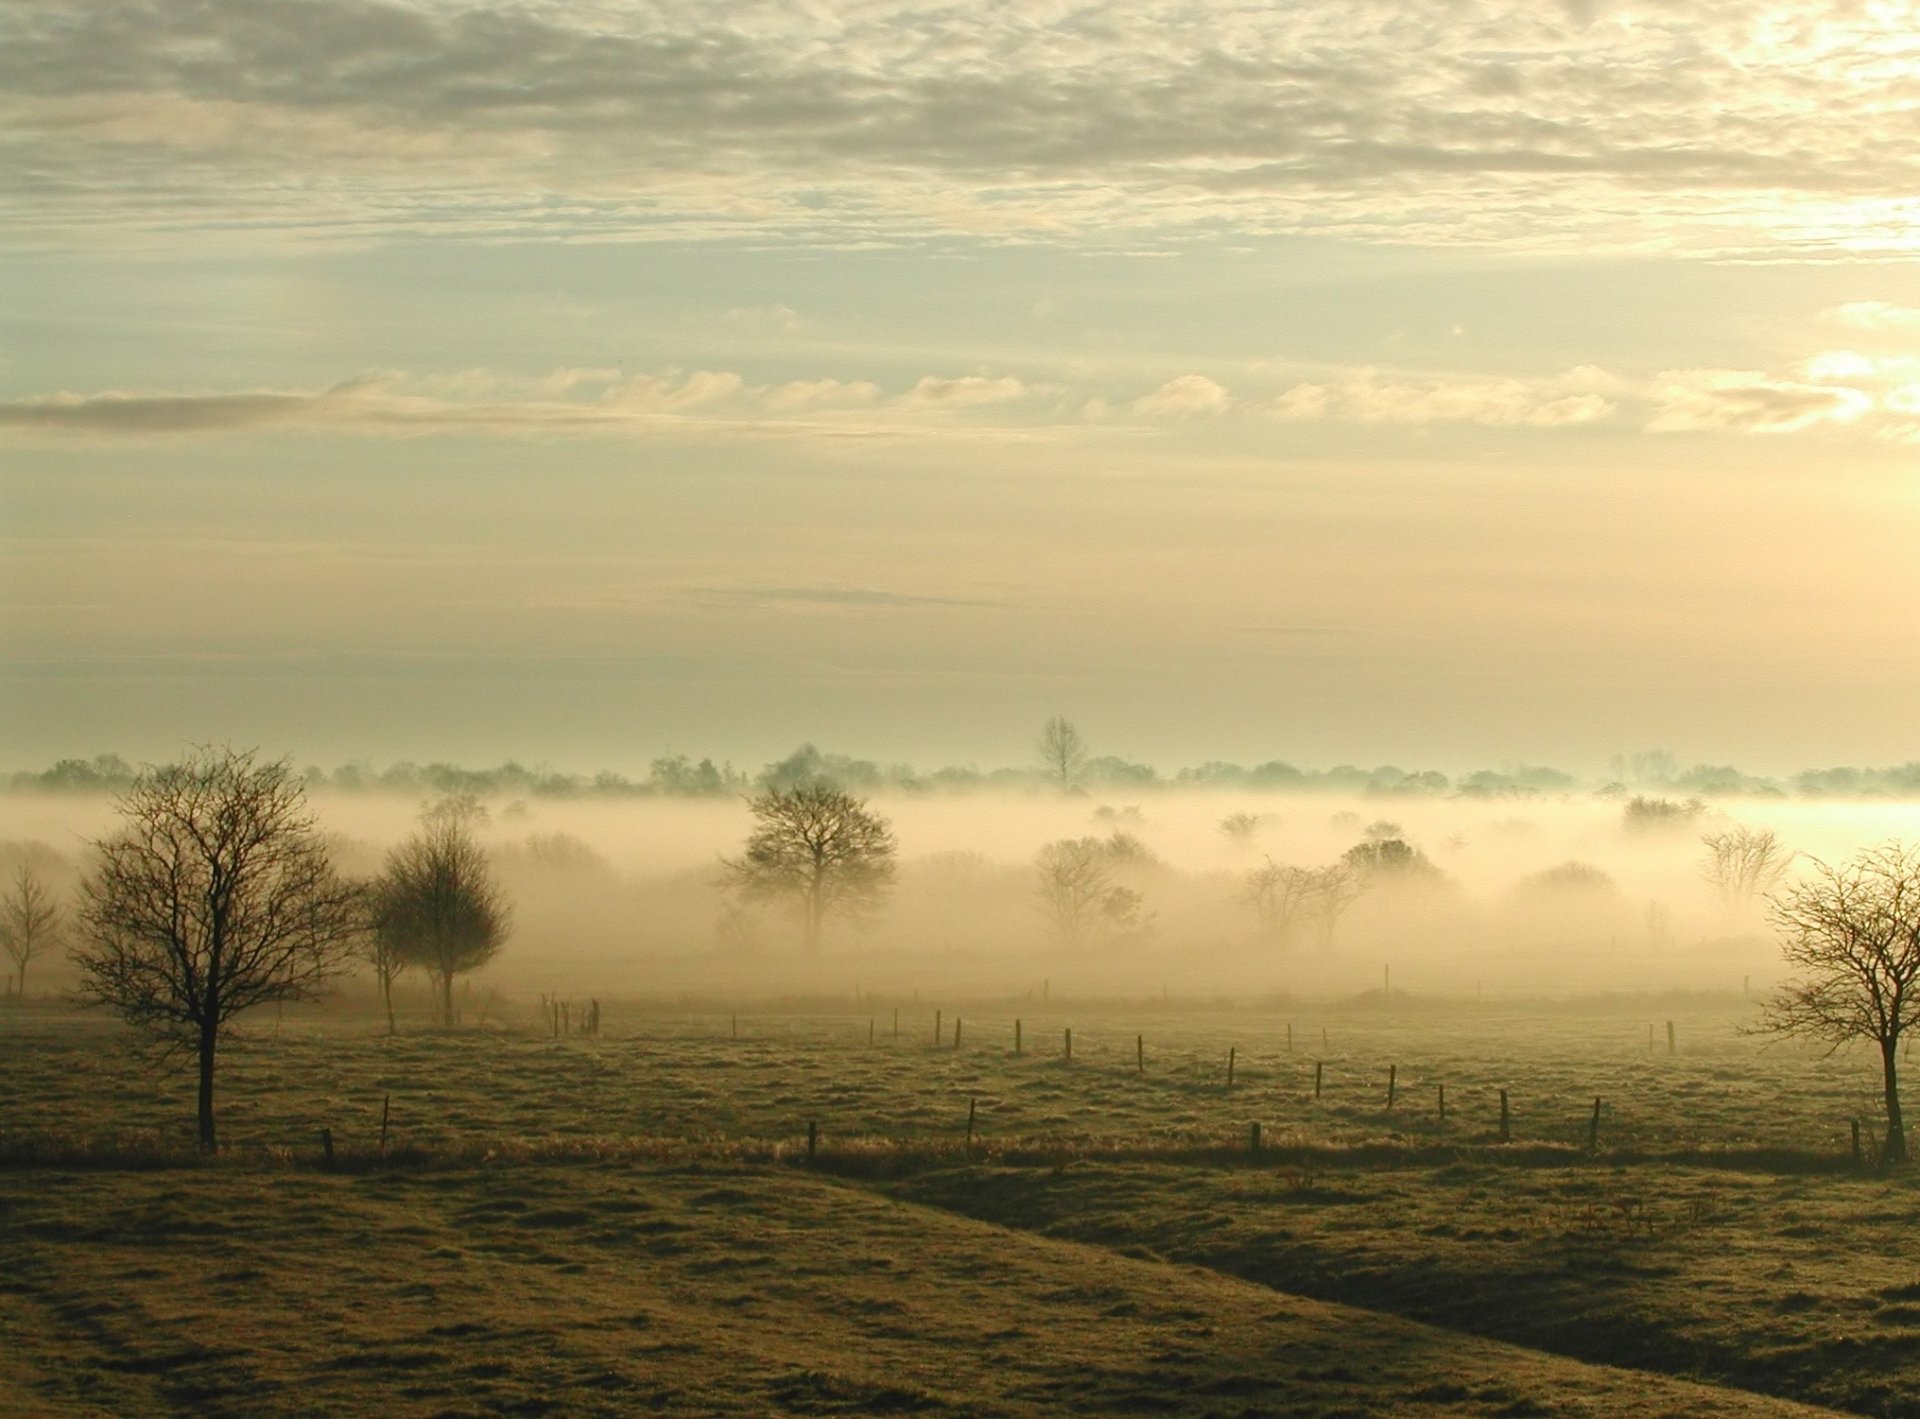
[10,766,1919,1006]
[9,3,1920,1411]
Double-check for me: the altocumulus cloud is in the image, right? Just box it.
[0,369,1058,440]
[10,350,1920,444]
[5,0,1919,253]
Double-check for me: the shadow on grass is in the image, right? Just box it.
[0,1128,1880,1180]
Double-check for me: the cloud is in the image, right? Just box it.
[0,389,324,435]
[1133,375,1231,418]
[11,348,1920,445]
[1648,370,1872,435]
[607,371,746,411]
[763,379,882,412]
[0,368,1047,440]
[903,376,1034,409]
[1263,370,1616,428]
[1825,302,1920,333]
[6,0,1920,253]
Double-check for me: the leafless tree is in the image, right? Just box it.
[1035,836,1146,945]
[1240,857,1319,944]
[358,883,408,1035]
[723,784,896,952]
[1701,825,1794,907]
[1311,862,1364,945]
[0,864,60,996]
[72,748,362,1150]
[1757,843,1920,1166]
[1035,716,1088,790]
[374,813,510,1027]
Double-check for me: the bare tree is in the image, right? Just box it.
[1240,857,1319,945]
[358,883,408,1035]
[0,864,60,997]
[73,748,362,1150]
[375,814,510,1027]
[1034,836,1146,946]
[723,784,896,952]
[1758,843,1920,1166]
[1035,716,1088,790]
[1701,825,1793,907]
[1310,862,1364,946]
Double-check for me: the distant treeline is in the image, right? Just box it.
[11,747,1920,800]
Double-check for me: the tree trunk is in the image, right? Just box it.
[1882,1036,1907,1166]
[803,883,823,953]
[382,969,396,1036]
[197,1020,218,1152]
[440,970,454,1028]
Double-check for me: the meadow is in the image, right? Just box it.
[3,994,1916,1415]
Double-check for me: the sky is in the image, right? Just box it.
[3,0,1919,778]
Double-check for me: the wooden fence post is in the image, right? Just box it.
[1499,1088,1510,1143]
[1248,1121,1261,1155]
[1314,1060,1323,1099]
[1287,1022,1293,1053]
[1227,1047,1236,1088]
[967,1096,977,1145]
[1386,1064,1396,1110]
[954,1016,962,1049]
[935,1009,942,1047]
[1015,1018,1022,1055]
[1136,1034,1144,1074]
[378,1094,390,1155]
[320,1128,335,1165]
[1064,1027,1072,1062]
[1588,1097,1602,1152]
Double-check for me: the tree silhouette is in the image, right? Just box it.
[74,748,362,1150]
[0,864,60,997]
[1758,843,1920,1166]
[1035,716,1088,790]
[724,785,896,951]
[373,808,510,1028]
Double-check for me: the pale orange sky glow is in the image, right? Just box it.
[2,1,1917,776]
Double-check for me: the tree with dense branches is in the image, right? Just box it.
[1758,842,1920,1166]
[1701,825,1794,907]
[1034,836,1148,946]
[374,808,510,1028]
[73,748,362,1150]
[1241,858,1320,945]
[724,784,896,951]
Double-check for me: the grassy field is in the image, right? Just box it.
[1,995,1912,1416]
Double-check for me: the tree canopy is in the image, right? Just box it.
[1759,842,1920,1166]
[724,784,896,951]
[73,747,362,1149]
[372,808,510,1027]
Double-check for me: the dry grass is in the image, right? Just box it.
[0,997,1908,1415]
[0,1163,1844,1418]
